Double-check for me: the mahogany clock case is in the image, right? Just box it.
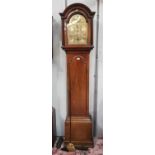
[60,3,95,148]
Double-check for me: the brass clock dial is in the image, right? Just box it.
[67,14,88,45]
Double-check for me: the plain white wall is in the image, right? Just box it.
[52,0,103,137]
[52,0,67,136]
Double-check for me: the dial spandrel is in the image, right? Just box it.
[67,14,88,45]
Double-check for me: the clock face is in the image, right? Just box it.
[67,14,88,45]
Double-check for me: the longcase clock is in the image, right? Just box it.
[60,3,95,148]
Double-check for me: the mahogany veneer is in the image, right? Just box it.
[60,3,95,148]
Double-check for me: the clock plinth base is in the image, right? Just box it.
[64,116,93,149]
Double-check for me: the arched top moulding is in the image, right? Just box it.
[59,3,95,20]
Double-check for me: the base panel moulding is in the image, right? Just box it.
[64,116,93,148]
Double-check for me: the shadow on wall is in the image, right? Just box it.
[52,107,57,145]
[91,0,103,137]
[52,17,61,67]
